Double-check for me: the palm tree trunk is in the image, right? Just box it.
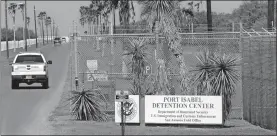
[5,0,9,58]
[42,18,45,45]
[50,23,52,42]
[46,24,48,43]
[96,15,100,50]
[27,24,30,45]
[93,21,95,35]
[113,8,116,34]
[22,12,26,49]
[99,14,102,34]
[13,16,16,52]
[28,24,30,43]
[88,22,90,35]
[39,20,42,42]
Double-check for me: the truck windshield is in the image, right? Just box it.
[15,55,44,63]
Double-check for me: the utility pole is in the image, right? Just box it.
[268,0,274,30]
[0,0,2,57]
[49,18,52,42]
[42,12,45,45]
[24,0,27,51]
[73,21,78,90]
[207,0,212,32]
[5,0,9,58]
[52,19,55,38]
[34,6,38,48]
[46,15,48,44]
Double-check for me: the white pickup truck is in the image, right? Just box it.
[10,52,52,89]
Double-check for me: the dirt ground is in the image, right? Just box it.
[45,54,276,135]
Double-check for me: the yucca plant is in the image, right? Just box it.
[191,50,215,95]
[68,89,108,121]
[191,50,241,124]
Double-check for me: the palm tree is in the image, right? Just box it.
[37,14,42,43]
[139,1,191,94]
[118,0,135,33]
[139,1,178,77]
[79,6,92,34]
[45,15,49,43]
[38,11,46,45]
[99,0,119,33]
[89,1,106,50]
[174,3,195,31]
[123,39,150,96]
[18,3,26,46]
[8,2,17,52]
[5,0,9,58]
[26,17,30,44]
[139,1,178,30]
[46,17,52,42]
[79,6,87,29]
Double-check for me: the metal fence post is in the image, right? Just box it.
[0,0,2,57]
[239,21,244,120]
[110,17,114,73]
[74,21,79,90]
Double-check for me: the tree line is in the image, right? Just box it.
[78,0,276,34]
[1,27,36,41]
[2,1,58,44]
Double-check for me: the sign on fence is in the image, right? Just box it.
[145,95,222,125]
[144,62,152,75]
[87,70,108,81]
[86,60,98,71]
[115,90,129,102]
[115,95,140,123]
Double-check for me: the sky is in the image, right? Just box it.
[0,1,243,36]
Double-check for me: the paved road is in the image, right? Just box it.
[0,43,70,135]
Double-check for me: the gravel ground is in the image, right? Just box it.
[46,49,276,135]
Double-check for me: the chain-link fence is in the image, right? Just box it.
[71,29,244,119]
[241,35,276,131]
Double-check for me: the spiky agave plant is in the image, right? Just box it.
[191,50,241,124]
[209,53,241,123]
[191,50,215,95]
[68,89,108,121]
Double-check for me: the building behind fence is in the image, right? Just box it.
[241,35,276,131]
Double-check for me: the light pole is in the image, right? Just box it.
[34,6,38,48]
[24,0,27,51]
[0,0,2,57]
[5,0,9,58]
[52,19,55,39]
